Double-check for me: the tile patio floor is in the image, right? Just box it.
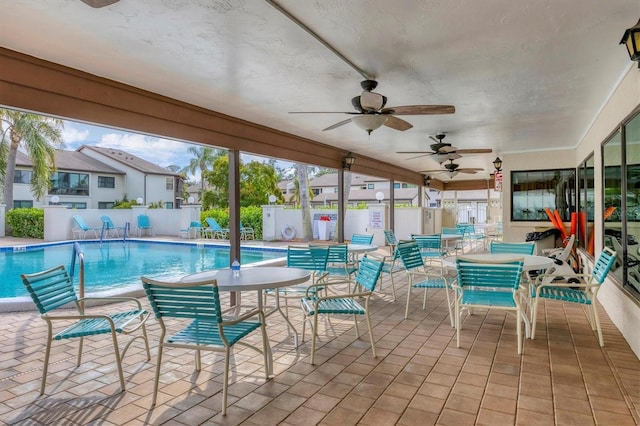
[0,239,638,425]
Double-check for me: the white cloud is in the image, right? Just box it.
[61,126,90,147]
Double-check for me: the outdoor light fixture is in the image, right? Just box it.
[375,191,384,203]
[136,197,144,205]
[493,157,503,172]
[620,18,640,66]
[50,195,60,205]
[343,152,356,170]
[424,176,432,187]
[351,115,388,134]
[187,196,195,204]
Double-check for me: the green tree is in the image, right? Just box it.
[0,109,64,209]
[203,154,283,209]
[181,146,221,193]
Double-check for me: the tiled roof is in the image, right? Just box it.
[78,145,179,175]
[15,150,124,174]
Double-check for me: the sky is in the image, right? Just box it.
[61,119,294,181]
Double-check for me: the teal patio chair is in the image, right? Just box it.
[300,255,384,364]
[442,227,464,255]
[141,276,269,415]
[136,214,155,236]
[383,230,398,252]
[411,234,448,267]
[100,214,127,238]
[397,240,453,322]
[181,221,203,238]
[351,233,374,245]
[455,257,525,353]
[204,217,229,239]
[21,265,150,395]
[240,222,255,240]
[321,243,358,291]
[72,215,101,239]
[489,241,535,255]
[531,247,616,346]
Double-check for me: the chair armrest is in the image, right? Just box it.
[79,296,145,310]
[534,273,592,286]
[222,307,264,325]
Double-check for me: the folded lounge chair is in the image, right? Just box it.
[72,215,101,239]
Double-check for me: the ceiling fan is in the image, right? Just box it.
[420,159,484,178]
[397,133,492,163]
[289,80,455,134]
[80,0,119,7]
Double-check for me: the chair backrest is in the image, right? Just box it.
[355,256,384,292]
[190,221,203,229]
[351,234,374,245]
[21,265,79,314]
[240,221,252,230]
[142,276,223,323]
[73,215,90,231]
[326,243,349,264]
[384,230,398,246]
[457,223,475,236]
[591,247,616,284]
[411,234,442,250]
[456,257,524,291]
[137,214,151,227]
[396,240,424,270]
[205,217,222,231]
[100,215,116,229]
[442,227,463,236]
[489,241,535,255]
[287,245,329,273]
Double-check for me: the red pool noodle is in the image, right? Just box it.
[553,210,568,241]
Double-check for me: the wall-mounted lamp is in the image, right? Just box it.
[351,115,388,134]
[342,152,356,170]
[375,191,384,203]
[136,197,144,205]
[620,18,640,66]
[424,176,432,187]
[187,196,195,204]
[50,195,60,205]
[493,157,503,172]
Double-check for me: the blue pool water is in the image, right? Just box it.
[1,241,286,299]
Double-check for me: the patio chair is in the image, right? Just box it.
[489,241,535,255]
[180,221,203,238]
[383,229,398,253]
[300,255,383,364]
[71,215,101,239]
[397,240,453,322]
[350,233,374,245]
[411,234,448,267]
[136,214,155,236]
[141,276,269,415]
[204,217,229,239]
[442,227,464,255]
[240,222,255,240]
[455,257,525,353]
[265,245,329,321]
[100,214,127,238]
[531,247,616,346]
[320,243,358,291]
[21,265,150,395]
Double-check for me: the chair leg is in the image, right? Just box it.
[422,288,428,309]
[151,344,164,406]
[311,314,318,365]
[222,347,230,415]
[516,306,522,355]
[259,317,270,378]
[404,284,412,319]
[40,325,54,395]
[365,312,377,358]
[592,300,604,347]
[77,336,84,366]
[531,296,540,340]
[108,329,126,392]
[443,286,454,328]
[389,273,397,301]
[455,299,461,348]
[353,314,360,338]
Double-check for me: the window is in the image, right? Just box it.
[13,170,32,184]
[367,184,374,189]
[13,200,33,209]
[393,183,400,189]
[165,202,173,209]
[98,176,115,188]
[510,169,576,221]
[166,177,174,190]
[577,153,595,251]
[603,110,640,298]
[63,202,87,209]
[49,172,89,196]
[98,202,115,209]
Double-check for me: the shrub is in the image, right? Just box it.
[201,206,263,239]
[6,208,44,238]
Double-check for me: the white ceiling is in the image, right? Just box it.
[1,0,638,181]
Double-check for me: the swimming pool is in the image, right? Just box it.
[1,241,286,299]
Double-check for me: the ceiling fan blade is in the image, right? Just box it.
[81,0,119,7]
[396,151,431,154]
[458,168,484,172]
[322,118,352,131]
[383,115,413,131]
[455,148,493,154]
[381,105,455,115]
[289,111,356,114]
[419,169,448,173]
[360,91,385,112]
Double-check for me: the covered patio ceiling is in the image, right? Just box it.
[0,0,637,184]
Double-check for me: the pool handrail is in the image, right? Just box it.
[70,242,86,299]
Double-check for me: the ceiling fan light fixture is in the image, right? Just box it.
[448,171,459,179]
[351,115,388,134]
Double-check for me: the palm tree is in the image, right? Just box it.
[296,164,313,241]
[181,146,221,193]
[0,109,64,209]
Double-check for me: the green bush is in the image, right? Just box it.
[201,206,263,239]
[6,208,44,238]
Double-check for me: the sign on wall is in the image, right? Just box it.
[370,210,384,229]
[494,171,503,192]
